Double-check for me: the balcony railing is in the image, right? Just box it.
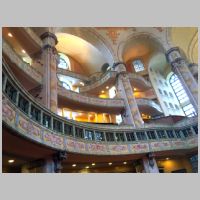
[2,59,198,155]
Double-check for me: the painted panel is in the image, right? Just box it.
[150,141,171,151]
[2,104,15,126]
[87,143,107,154]
[130,143,149,153]
[171,140,186,148]
[66,139,86,152]
[109,144,129,154]
[43,131,65,150]
[18,115,29,134]
[187,137,198,147]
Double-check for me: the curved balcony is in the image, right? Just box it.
[7,27,42,56]
[136,98,163,115]
[79,70,117,94]
[2,39,42,84]
[57,68,89,82]
[22,27,43,48]
[57,84,125,114]
[2,64,198,156]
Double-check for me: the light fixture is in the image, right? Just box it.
[8,33,13,37]
[101,90,105,93]
[108,162,112,166]
[8,159,15,163]
[92,163,95,166]
[166,157,170,160]
[22,49,26,54]
[123,161,127,165]
[106,86,109,89]
[85,166,89,169]
[134,88,137,91]
[72,164,76,167]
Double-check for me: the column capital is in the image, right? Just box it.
[165,46,184,64]
[40,31,58,45]
[113,62,127,74]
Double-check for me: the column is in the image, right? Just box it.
[53,151,67,173]
[40,32,59,113]
[142,153,159,173]
[114,62,144,127]
[42,158,55,173]
[166,47,198,113]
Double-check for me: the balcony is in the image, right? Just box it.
[57,84,125,114]
[2,63,198,156]
[136,98,163,115]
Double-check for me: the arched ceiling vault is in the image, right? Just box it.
[31,27,198,76]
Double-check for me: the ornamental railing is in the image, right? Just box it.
[2,59,198,155]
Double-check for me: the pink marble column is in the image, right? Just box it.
[166,47,198,113]
[115,63,144,127]
[40,32,58,113]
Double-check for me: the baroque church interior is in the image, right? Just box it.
[2,27,198,173]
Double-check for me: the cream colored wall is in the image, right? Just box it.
[170,27,198,64]
[149,68,185,117]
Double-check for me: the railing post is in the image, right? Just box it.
[28,102,32,117]
[190,126,197,136]
[104,132,107,142]
[15,91,20,106]
[144,131,148,140]
[153,130,159,140]
[83,128,86,139]
[62,122,65,135]
[172,130,177,138]
[51,117,54,131]
[73,125,76,138]
[3,75,8,92]
[164,130,168,139]
[134,132,138,141]
[40,110,43,125]
[114,132,117,142]
[124,132,128,142]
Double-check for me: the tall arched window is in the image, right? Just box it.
[58,53,71,70]
[132,60,144,72]
[169,73,196,117]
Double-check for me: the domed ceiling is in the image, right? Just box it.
[31,27,198,75]
[56,33,108,75]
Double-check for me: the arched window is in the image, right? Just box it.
[132,60,144,72]
[58,53,71,70]
[169,73,196,117]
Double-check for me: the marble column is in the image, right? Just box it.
[114,62,144,127]
[40,32,59,113]
[43,151,67,173]
[166,47,198,113]
[142,153,159,173]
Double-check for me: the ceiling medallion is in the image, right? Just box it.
[95,27,129,45]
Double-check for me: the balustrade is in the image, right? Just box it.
[2,61,198,155]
